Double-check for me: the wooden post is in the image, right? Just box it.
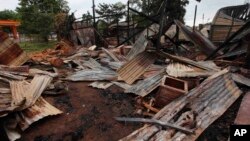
[117,18,120,45]
[193,5,197,31]
[127,1,130,44]
[11,26,18,39]
[244,33,250,68]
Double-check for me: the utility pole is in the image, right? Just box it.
[127,1,130,44]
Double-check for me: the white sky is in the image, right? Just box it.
[0,0,247,26]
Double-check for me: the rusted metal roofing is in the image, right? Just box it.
[0,93,12,117]
[17,97,63,131]
[118,52,156,85]
[4,97,62,141]
[10,75,53,110]
[125,70,165,97]
[120,72,242,141]
[0,32,29,66]
[211,4,249,43]
[175,20,221,56]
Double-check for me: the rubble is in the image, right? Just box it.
[1,3,250,141]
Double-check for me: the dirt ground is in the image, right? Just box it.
[0,82,245,141]
[0,82,142,141]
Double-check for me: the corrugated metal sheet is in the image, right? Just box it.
[166,63,215,77]
[120,72,242,141]
[125,70,165,97]
[0,32,29,66]
[0,93,12,117]
[4,97,62,141]
[10,75,53,110]
[126,30,148,60]
[210,4,248,43]
[118,52,156,85]
[175,20,220,56]
[71,23,95,47]
[66,69,117,81]
[126,24,158,60]
[17,97,63,130]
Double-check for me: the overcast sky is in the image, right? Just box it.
[0,0,247,25]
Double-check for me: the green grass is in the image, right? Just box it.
[19,41,57,52]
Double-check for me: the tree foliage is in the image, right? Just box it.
[82,11,93,25]
[16,0,69,41]
[141,0,189,22]
[96,2,126,24]
[0,10,20,20]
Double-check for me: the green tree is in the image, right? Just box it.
[141,0,189,23]
[0,10,20,20]
[96,2,126,24]
[82,11,93,25]
[16,0,69,42]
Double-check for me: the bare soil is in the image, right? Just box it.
[0,82,142,141]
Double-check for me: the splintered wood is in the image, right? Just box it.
[120,72,242,141]
[118,52,156,85]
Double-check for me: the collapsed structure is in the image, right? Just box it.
[1,1,250,141]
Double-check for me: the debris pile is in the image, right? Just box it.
[1,3,250,141]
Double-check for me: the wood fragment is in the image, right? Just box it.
[102,48,120,62]
[0,71,26,80]
[89,81,113,89]
[115,117,194,134]
[157,51,220,71]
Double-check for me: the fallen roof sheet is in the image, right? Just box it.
[10,75,53,110]
[175,20,221,56]
[126,30,148,60]
[118,52,156,85]
[0,93,12,117]
[120,72,242,141]
[66,69,117,81]
[166,63,216,77]
[4,97,62,141]
[125,70,165,97]
[0,32,29,66]
[17,97,63,131]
